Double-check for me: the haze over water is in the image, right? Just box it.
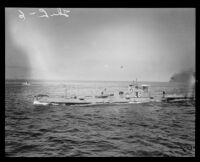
[5,8,195,157]
[6,8,195,81]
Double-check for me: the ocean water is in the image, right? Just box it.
[5,80,195,157]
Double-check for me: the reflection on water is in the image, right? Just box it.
[5,80,195,157]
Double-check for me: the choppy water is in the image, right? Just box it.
[5,80,195,157]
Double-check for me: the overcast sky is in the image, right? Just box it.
[5,8,195,81]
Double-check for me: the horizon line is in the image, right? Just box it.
[5,78,169,82]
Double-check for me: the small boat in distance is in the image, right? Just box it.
[22,81,31,86]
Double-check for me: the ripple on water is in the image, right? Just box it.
[5,81,195,157]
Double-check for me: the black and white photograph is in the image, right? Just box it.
[5,7,195,157]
